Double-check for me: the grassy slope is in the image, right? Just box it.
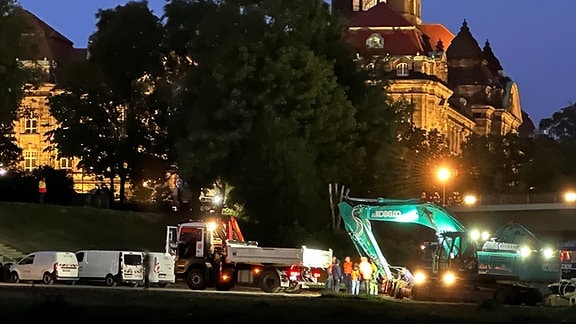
[0,202,176,254]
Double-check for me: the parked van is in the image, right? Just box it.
[75,250,144,287]
[144,252,175,287]
[9,251,78,285]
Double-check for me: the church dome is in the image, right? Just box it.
[446,20,483,60]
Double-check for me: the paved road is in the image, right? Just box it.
[0,280,322,298]
[0,280,329,322]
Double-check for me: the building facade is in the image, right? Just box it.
[14,9,97,193]
[333,0,531,154]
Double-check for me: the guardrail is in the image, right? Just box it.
[439,192,569,206]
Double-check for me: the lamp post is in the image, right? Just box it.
[437,167,451,206]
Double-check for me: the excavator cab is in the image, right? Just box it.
[433,232,479,281]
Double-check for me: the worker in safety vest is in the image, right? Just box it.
[359,256,373,295]
[38,178,46,204]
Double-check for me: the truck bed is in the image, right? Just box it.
[226,243,332,268]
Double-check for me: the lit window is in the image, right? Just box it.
[24,151,37,171]
[362,0,377,11]
[25,118,37,134]
[396,63,409,77]
[60,158,72,170]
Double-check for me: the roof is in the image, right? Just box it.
[518,110,536,137]
[346,2,412,28]
[16,9,87,65]
[417,24,454,52]
[483,40,504,74]
[345,28,429,56]
[446,20,483,60]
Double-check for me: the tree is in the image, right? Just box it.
[519,135,566,193]
[396,127,454,198]
[161,0,385,243]
[540,103,576,141]
[459,133,532,199]
[48,1,172,205]
[349,92,413,197]
[0,1,27,167]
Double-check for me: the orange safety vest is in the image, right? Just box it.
[343,260,353,275]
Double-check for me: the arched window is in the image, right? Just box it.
[396,63,409,77]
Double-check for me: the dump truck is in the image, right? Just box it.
[165,215,332,293]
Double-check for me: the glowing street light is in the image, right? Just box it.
[565,191,576,203]
[437,167,451,206]
[463,194,477,206]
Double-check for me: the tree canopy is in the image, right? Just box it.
[44,0,435,244]
[48,1,172,205]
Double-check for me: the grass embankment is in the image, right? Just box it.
[0,202,176,254]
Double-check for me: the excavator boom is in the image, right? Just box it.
[338,197,472,279]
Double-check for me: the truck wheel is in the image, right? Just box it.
[260,270,281,293]
[42,272,54,285]
[9,272,19,284]
[186,268,208,290]
[105,274,117,287]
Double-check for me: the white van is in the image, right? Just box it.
[75,250,144,287]
[144,252,175,287]
[9,251,78,285]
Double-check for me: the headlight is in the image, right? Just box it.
[470,229,490,242]
[520,246,532,257]
[206,221,218,232]
[413,271,426,285]
[470,230,480,241]
[542,248,556,259]
[442,272,456,285]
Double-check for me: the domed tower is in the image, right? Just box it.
[386,0,422,25]
[446,20,523,136]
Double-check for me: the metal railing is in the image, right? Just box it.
[470,192,563,205]
[439,192,567,207]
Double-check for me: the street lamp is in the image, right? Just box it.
[463,194,477,206]
[437,167,451,206]
[565,191,576,203]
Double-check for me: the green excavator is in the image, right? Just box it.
[338,196,561,305]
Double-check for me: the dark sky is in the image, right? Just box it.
[18,0,575,126]
[423,1,576,126]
